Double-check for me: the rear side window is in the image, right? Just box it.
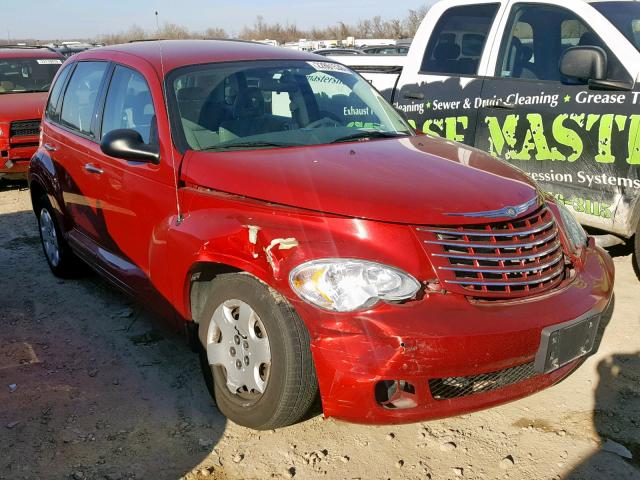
[421,4,500,75]
[101,66,157,144]
[45,63,73,122]
[60,61,108,136]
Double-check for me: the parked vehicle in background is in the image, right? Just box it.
[30,40,613,430]
[360,45,410,55]
[0,46,63,180]
[338,0,640,276]
[48,42,102,58]
[313,48,362,56]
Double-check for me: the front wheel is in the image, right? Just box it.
[197,273,318,430]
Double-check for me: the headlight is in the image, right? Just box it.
[289,259,421,312]
[554,201,588,250]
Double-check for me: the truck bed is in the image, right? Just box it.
[329,55,405,102]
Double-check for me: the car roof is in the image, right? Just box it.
[0,47,63,59]
[74,39,324,74]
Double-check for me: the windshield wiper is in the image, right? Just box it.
[204,141,303,151]
[331,131,410,144]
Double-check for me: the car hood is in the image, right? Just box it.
[0,92,48,122]
[181,135,541,225]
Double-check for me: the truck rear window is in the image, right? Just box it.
[421,4,500,76]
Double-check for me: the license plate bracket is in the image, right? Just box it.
[534,313,600,374]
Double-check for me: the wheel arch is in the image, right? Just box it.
[185,257,282,325]
[29,179,47,214]
[629,193,640,238]
[188,261,243,325]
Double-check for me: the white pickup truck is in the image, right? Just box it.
[337,0,640,274]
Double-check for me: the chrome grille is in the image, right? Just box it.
[418,206,567,299]
[10,120,41,138]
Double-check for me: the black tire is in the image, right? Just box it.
[35,195,83,278]
[196,273,318,430]
[634,225,640,280]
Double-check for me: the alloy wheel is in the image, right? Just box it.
[39,208,60,267]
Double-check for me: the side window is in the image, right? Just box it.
[45,63,73,122]
[497,4,629,82]
[101,66,156,145]
[60,62,108,136]
[421,4,500,75]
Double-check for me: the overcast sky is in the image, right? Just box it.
[4,1,431,40]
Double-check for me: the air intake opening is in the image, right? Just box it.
[429,362,537,400]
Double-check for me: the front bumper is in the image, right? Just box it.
[296,243,614,425]
[0,139,38,178]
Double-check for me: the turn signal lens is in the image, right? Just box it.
[553,201,588,251]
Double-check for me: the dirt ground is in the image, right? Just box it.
[0,182,638,480]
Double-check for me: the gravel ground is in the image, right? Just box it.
[0,182,638,480]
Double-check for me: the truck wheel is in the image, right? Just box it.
[35,195,82,278]
[634,222,640,279]
[197,273,318,430]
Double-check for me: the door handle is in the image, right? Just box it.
[43,143,57,152]
[492,102,516,110]
[84,163,104,175]
[403,91,425,100]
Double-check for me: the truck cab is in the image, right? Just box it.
[0,46,63,181]
[338,0,640,274]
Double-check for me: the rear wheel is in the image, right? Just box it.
[634,221,640,279]
[36,195,82,278]
[197,273,318,430]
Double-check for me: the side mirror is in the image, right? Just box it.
[100,129,160,164]
[560,46,607,82]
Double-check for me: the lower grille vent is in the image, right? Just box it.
[429,362,537,400]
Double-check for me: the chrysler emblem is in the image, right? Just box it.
[445,197,539,219]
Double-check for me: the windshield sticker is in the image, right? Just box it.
[37,59,63,65]
[307,61,350,73]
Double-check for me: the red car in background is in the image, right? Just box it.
[29,40,614,430]
[0,46,63,180]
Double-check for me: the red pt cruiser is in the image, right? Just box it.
[29,40,614,430]
[0,46,63,180]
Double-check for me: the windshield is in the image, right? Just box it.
[593,2,640,52]
[168,60,412,152]
[0,57,62,94]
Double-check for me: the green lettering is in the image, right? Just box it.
[599,203,612,219]
[585,114,601,131]
[626,114,640,165]
[484,115,519,158]
[422,119,445,137]
[522,114,564,161]
[552,114,583,162]
[586,113,621,164]
[444,116,468,143]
